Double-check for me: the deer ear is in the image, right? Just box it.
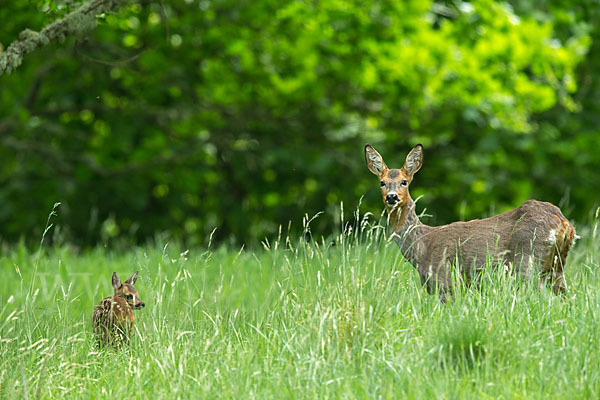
[125,271,138,285]
[112,272,121,290]
[403,144,423,176]
[365,144,388,177]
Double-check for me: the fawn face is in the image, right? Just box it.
[112,271,145,310]
[365,144,423,211]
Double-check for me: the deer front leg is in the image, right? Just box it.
[419,262,453,302]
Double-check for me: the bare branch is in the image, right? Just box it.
[0,0,129,75]
[25,62,55,111]
[76,48,149,67]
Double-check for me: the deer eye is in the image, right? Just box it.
[401,179,408,186]
[380,181,385,187]
[126,294,133,300]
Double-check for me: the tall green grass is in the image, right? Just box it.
[1,208,599,399]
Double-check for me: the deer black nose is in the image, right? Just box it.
[386,193,399,205]
[138,302,145,309]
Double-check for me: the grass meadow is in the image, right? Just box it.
[1,209,599,399]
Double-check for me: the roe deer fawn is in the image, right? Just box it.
[93,271,145,348]
[365,144,576,300]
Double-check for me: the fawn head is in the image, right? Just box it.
[365,144,423,211]
[112,271,145,310]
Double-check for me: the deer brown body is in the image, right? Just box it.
[93,271,145,348]
[365,144,576,300]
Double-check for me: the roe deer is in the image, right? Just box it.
[365,144,576,300]
[93,271,145,348]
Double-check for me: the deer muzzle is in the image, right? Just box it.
[386,193,399,205]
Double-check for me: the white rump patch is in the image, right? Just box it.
[548,229,557,245]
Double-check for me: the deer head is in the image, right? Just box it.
[112,271,145,310]
[365,144,423,212]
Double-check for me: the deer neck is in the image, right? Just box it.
[389,198,427,266]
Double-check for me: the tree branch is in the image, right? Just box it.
[76,47,149,67]
[25,62,55,111]
[0,0,129,75]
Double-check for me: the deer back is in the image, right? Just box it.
[409,200,572,287]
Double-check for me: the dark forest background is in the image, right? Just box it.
[0,0,598,247]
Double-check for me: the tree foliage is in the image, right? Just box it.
[0,0,597,246]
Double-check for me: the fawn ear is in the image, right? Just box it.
[403,144,423,176]
[112,272,121,289]
[125,271,138,285]
[365,144,388,178]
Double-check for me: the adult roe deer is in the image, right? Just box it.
[93,271,145,348]
[365,144,576,300]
